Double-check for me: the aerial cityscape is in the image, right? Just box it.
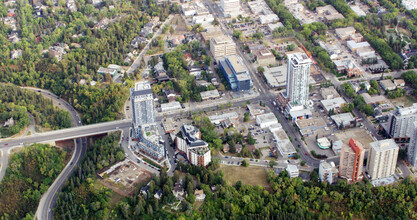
[1,0,417,219]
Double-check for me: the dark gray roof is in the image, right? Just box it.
[131,88,153,96]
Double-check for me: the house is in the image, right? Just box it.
[246,145,256,153]
[235,144,242,153]
[194,189,206,201]
[3,117,14,127]
[164,89,177,102]
[140,185,150,198]
[154,189,163,200]
[140,26,153,37]
[223,144,230,153]
[131,36,147,48]
[393,79,405,87]
[10,49,22,59]
[173,182,185,199]
[49,46,67,62]
[97,67,117,77]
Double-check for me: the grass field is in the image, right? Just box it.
[390,95,417,107]
[220,165,270,188]
[335,128,374,150]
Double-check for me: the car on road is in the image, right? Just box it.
[4,143,8,146]
[305,153,308,155]
[70,162,73,165]
[225,156,229,158]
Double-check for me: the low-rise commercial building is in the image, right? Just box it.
[263,65,287,88]
[347,40,371,52]
[379,79,397,91]
[269,123,296,157]
[161,101,182,112]
[317,137,331,149]
[321,97,346,113]
[209,112,239,125]
[335,26,356,40]
[320,86,340,100]
[331,113,356,128]
[259,14,279,24]
[295,118,327,137]
[200,90,220,101]
[267,22,284,32]
[362,93,387,105]
[256,112,278,128]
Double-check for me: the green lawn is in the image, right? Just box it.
[220,165,270,188]
[390,95,417,107]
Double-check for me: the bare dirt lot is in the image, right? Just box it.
[172,14,187,33]
[99,159,152,196]
[335,128,374,150]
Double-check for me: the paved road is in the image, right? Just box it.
[0,86,82,182]
[36,138,86,220]
[0,119,132,148]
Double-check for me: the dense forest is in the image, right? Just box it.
[63,159,417,219]
[0,144,66,219]
[0,0,174,124]
[54,133,125,219]
[0,84,71,131]
[0,103,30,137]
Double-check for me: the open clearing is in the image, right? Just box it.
[220,165,269,188]
[335,128,374,150]
[390,95,417,107]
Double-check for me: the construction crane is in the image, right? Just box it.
[300,42,316,64]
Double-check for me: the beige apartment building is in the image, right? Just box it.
[367,139,399,180]
[210,35,236,61]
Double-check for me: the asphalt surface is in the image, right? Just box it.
[36,137,86,220]
[0,119,132,149]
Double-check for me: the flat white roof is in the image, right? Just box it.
[321,97,346,112]
[330,113,355,127]
[370,139,399,152]
[256,112,277,124]
[209,112,239,124]
[161,101,182,112]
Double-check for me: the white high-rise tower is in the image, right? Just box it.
[408,121,417,166]
[286,52,312,106]
[131,81,155,126]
